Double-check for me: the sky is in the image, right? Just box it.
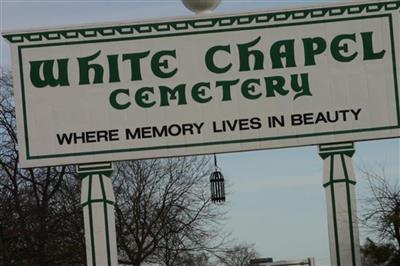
[0,0,399,265]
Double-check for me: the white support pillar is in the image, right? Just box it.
[77,162,118,266]
[319,143,361,266]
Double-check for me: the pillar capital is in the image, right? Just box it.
[319,142,355,159]
[319,142,361,266]
[77,162,113,179]
[78,162,117,266]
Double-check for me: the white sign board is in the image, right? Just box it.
[2,0,400,167]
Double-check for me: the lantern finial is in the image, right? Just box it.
[181,0,221,15]
[210,154,225,203]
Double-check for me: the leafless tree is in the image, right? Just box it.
[1,68,233,266]
[359,166,400,265]
[359,166,400,248]
[361,237,399,266]
[113,158,228,266]
[0,69,85,265]
[173,251,214,266]
[216,243,258,266]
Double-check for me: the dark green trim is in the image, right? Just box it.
[79,171,113,179]
[319,142,354,151]
[320,146,354,152]
[81,199,114,207]
[3,1,399,43]
[80,166,111,172]
[80,167,115,265]
[78,163,113,181]
[341,154,357,266]
[15,14,392,49]
[389,15,400,125]
[14,13,400,162]
[87,174,97,266]
[28,125,398,161]
[319,150,355,159]
[319,142,355,159]
[323,178,356,188]
[17,48,30,157]
[329,155,341,266]
[99,175,112,266]
[79,161,112,168]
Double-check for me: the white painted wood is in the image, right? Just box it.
[79,164,118,266]
[3,0,399,167]
[320,143,361,266]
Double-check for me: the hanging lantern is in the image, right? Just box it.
[210,154,225,203]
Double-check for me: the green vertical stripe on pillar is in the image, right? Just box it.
[340,154,356,266]
[87,174,97,266]
[99,175,112,266]
[330,155,341,266]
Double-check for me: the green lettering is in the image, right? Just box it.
[123,51,150,81]
[151,50,178,79]
[216,79,240,101]
[361,32,386,60]
[192,82,212,103]
[109,88,131,110]
[331,34,358,62]
[205,45,232,74]
[29,58,69,88]
[78,50,103,85]
[238,36,264,72]
[291,73,312,100]
[303,37,327,66]
[270,39,296,69]
[241,79,261,100]
[135,87,155,108]
[159,84,187,107]
[107,55,120,83]
[265,76,288,97]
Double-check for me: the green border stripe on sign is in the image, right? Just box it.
[330,156,341,265]
[389,15,400,124]
[3,1,399,43]
[87,175,97,266]
[14,10,400,162]
[341,154,357,266]
[99,175,112,266]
